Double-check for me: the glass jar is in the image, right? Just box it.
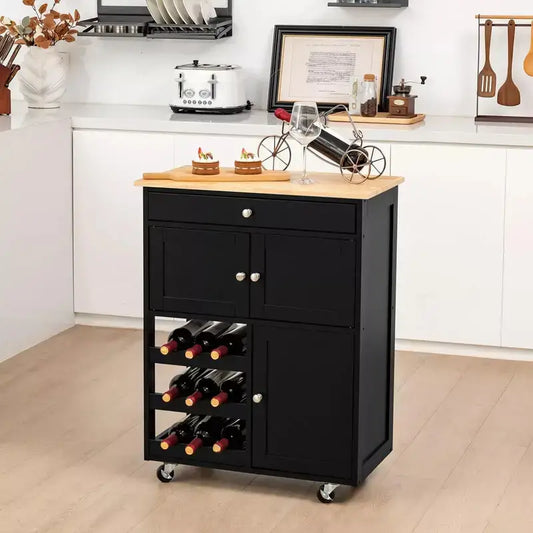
[360,74,378,117]
[348,75,360,115]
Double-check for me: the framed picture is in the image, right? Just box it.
[268,25,396,112]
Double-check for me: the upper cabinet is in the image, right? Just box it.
[501,149,533,349]
[392,144,506,346]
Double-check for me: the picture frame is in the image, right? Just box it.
[268,25,397,113]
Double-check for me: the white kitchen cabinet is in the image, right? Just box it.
[74,130,174,317]
[392,143,506,346]
[0,120,73,362]
[502,149,533,349]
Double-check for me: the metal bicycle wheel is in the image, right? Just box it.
[340,145,387,183]
[258,135,292,171]
[340,147,370,184]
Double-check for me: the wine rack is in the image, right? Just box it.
[141,182,399,503]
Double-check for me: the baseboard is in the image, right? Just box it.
[75,313,185,332]
[74,314,533,362]
[396,339,533,362]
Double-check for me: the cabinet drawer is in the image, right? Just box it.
[147,192,357,234]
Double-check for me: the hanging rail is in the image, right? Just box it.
[476,15,533,20]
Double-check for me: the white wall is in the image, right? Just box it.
[7,0,533,115]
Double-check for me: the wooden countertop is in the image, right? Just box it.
[134,173,404,200]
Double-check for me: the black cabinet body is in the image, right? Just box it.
[143,186,398,486]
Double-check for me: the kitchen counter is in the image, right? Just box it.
[5,100,533,148]
[134,173,404,200]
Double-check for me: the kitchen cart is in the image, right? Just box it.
[136,172,403,503]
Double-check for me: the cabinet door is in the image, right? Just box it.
[150,227,249,317]
[252,325,354,480]
[392,144,505,345]
[74,130,174,317]
[502,149,533,349]
[250,233,356,326]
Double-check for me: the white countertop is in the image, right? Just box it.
[2,101,532,148]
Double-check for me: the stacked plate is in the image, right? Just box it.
[146,0,218,24]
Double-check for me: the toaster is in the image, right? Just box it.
[171,60,252,114]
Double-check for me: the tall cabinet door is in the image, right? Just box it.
[149,227,249,317]
[250,233,356,326]
[252,325,355,480]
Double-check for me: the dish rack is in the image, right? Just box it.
[78,0,232,40]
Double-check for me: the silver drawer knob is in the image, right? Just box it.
[253,393,263,404]
[235,272,247,282]
[242,208,253,219]
[250,273,261,283]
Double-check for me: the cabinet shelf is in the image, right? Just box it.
[150,347,248,371]
[149,393,248,418]
[328,0,407,6]
[149,440,247,467]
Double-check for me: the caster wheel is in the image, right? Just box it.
[156,465,175,483]
[316,485,336,504]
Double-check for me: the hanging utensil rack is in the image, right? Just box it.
[475,14,533,124]
[78,0,232,40]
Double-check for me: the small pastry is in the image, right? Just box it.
[235,148,262,175]
[192,147,220,175]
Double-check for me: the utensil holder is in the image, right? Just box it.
[0,87,11,116]
[475,14,533,124]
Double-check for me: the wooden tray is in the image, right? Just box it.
[143,166,290,182]
[327,112,426,125]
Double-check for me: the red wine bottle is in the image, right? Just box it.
[213,420,246,453]
[210,324,247,360]
[185,322,232,360]
[160,415,203,450]
[160,320,212,355]
[274,108,368,169]
[185,370,240,406]
[211,373,245,407]
[161,368,210,403]
[185,416,226,455]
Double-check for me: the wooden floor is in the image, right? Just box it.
[1,326,533,533]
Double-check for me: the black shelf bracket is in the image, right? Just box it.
[328,0,408,7]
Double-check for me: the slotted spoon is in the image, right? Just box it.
[478,20,496,98]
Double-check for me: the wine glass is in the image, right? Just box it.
[289,102,321,184]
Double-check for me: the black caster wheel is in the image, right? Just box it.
[317,484,336,504]
[156,465,175,483]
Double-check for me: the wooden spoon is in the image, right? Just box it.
[498,20,521,106]
[524,22,533,76]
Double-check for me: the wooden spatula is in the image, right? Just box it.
[497,20,521,107]
[478,20,496,97]
[524,22,533,77]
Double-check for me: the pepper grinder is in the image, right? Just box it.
[387,76,427,118]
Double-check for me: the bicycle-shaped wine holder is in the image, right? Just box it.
[257,105,387,184]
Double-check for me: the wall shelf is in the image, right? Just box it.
[328,0,408,7]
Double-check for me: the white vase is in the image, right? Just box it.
[19,46,68,109]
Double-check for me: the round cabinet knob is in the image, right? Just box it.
[250,273,261,283]
[242,208,253,219]
[252,393,263,404]
[235,272,247,282]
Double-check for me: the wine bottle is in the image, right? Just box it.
[274,108,368,169]
[211,373,245,407]
[185,416,226,455]
[185,322,232,360]
[210,324,247,360]
[185,370,240,406]
[161,368,210,403]
[213,420,246,453]
[160,414,203,450]
[160,320,212,355]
